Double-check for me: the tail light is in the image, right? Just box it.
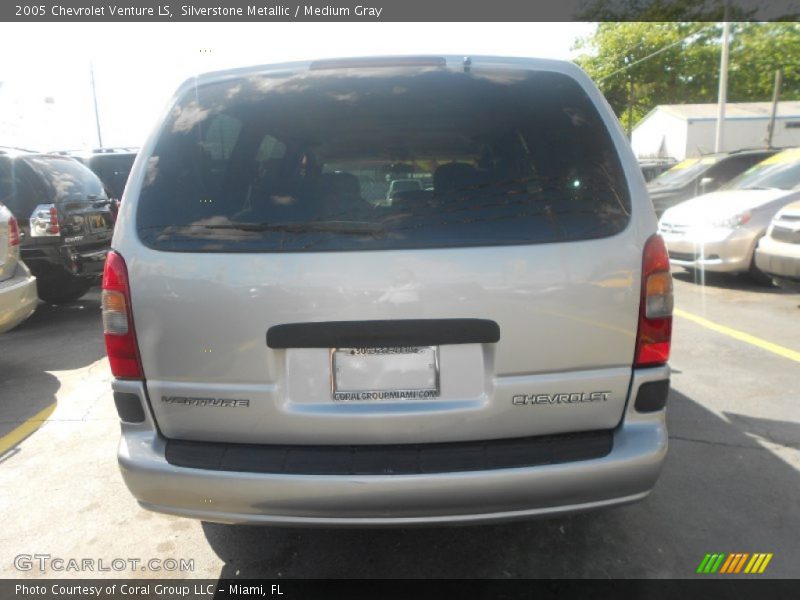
[635,234,673,367]
[7,215,20,246]
[102,251,143,379]
[30,204,60,237]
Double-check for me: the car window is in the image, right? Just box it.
[724,149,800,191]
[87,154,136,199]
[23,156,107,203]
[0,158,50,218]
[136,67,631,253]
[705,153,772,185]
[650,157,716,188]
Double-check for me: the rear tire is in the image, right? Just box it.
[748,255,773,287]
[37,273,93,304]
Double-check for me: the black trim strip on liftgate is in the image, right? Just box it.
[266,318,500,349]
[164,430,614,476]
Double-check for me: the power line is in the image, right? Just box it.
[597,24,716,84]
[592,27,663,71]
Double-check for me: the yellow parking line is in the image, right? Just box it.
[0,403,56,456]
[674,309,800,363]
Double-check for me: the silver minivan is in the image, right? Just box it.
[105,56,673,525]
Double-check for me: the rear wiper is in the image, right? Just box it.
[203,220,385,236]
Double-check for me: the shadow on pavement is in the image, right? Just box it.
[0,290,103,442]
[201,389,799,578]
[724,412,800,451]
[672,269,793,295]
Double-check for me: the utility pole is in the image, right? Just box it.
[90,62,103,148]
[765,69,783,148]
[714,18,731,152]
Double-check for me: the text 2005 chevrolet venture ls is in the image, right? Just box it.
[103,56,672,525]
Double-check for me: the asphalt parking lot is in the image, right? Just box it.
[0,272,798,579]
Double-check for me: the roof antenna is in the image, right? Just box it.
[463,56,471,73]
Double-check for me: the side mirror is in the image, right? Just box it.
[699,176,715,193]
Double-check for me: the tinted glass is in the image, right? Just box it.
[136,67,631,253]
[724,149,800,191]
[87,154,136,199]
[0,157,50,218]
[650,157,716,188]
[23,156,107,203]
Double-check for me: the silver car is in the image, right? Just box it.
[755,199,800,289]
[104,56,673,526]
[659,148,800,283]
[0,202,37,334]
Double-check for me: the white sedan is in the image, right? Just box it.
[658,148,800,283]
[0,202,37,333]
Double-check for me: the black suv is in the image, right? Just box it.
[0,149,114,303]
[647,148,779,217]
[53,148,137,218]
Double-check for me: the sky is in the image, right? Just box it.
[0,22,595,150]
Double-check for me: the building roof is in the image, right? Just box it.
[658,101,800,121]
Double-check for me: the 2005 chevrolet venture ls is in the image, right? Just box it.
[104,55,673,525]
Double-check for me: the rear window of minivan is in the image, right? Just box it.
[136,67,631,253]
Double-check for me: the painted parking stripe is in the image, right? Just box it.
[0,403,56,456]
[674,309,800,363]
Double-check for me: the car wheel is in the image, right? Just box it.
[37,273,93,304]
[748,255,773,286]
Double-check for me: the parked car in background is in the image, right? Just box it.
[639,158,676,182]
[648,149,778,217]
[0,148,114,303]
[52,148,137,219]
[659,147,800,283]
[106,56,672,526]
[0,201,37,333]
[755,199,800,290]
[386,178,423,203]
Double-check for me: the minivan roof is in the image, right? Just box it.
[183,55,584,91]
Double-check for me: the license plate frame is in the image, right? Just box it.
[330,346,440,402]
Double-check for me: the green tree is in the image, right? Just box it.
[574,22,800,133]
[577,0,738,21]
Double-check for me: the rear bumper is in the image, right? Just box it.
[115,366,669,526]
[22,243,108,278]
[0,262,37,334]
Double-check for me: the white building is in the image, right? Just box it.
[631,101,800,160]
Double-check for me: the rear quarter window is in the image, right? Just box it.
[86,154,136,199]
[136,67,631,253]
[24,156,107,203]
[0,157,51,219]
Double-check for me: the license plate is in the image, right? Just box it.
[88,214,108,232]
[331,346,439,401]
